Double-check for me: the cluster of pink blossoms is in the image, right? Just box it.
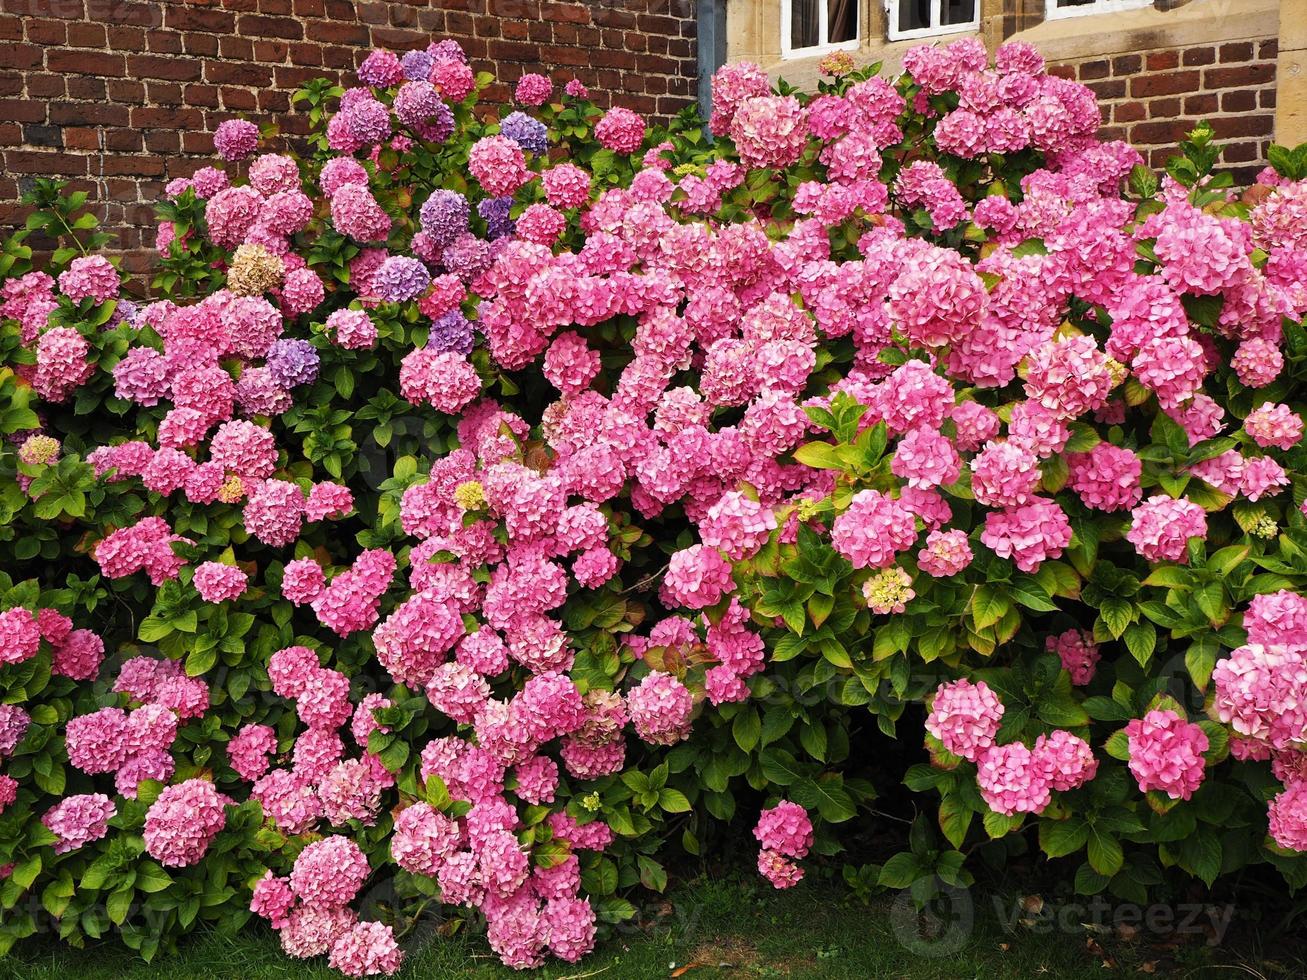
[0,606,103,681]
[1210,592,1307,850]
[927,680,1096,817]
[1124,709,1208,801]
[753,801,814,889]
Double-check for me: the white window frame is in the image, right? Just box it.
[885,1,980,43]
[1044,0,1153,21]
[781,0,862,60]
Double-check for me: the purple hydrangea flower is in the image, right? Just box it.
[477,197,515,240]
[394,81,443,128]
[441,233,493,283]
[499,111,548,155]
[107,299,140,331]
[419,190,470,248]
[265,339,320,388]
[401,49,434,81]
[427,310,475,356]
[373,255,431,304]
[428,39,467,64]
[343,98,392,145]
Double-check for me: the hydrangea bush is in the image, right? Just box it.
[3,33,1307,975]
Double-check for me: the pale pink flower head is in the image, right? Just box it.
[976,742,1051,816]
[626,671,693,746]
[594,106,646,154]
[1126,495,1207,563]
[1245,402,1303,451]
[1125,709,1208,800]
[729,96,808,170]
[1269,782,1307,851]
[1032,730,1098,792]
[1067,443,1142,512]
[925,678,1004,762]
[830,490,918,570]
[753,801,813,859]
[917,528,973,577]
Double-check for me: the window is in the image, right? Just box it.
[782,0,860,59]
[886,1,979,42]
[1045,0,1153,20]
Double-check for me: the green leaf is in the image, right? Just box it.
[971,585,1008,631]
[658,788,691,813]
[185,644,218,677]
[792,442,845,470]
[134,862,172,894]
[878,852,921,888]
[1086,827,1124,876]
[1098,598,1134,640]
[760,747,804,786]
[732,707,761,753]
[1039,818,1089,858]
[1122,622,1156,668]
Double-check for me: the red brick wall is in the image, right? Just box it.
[0,0,698,275]
[1050,37,1279,187]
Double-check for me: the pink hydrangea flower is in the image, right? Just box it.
[144,778,228,866]
[626,672,693,745]
[830,490,918,570]
[193,561,249,603]
[976,742,1051,816]
[1047,629,1100,685]
[925,678,1004,762]
[753,801,813,858]
[1124,709,1208,800]
[1126,495,1207,563]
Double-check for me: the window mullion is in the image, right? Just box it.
[818,0,829,47]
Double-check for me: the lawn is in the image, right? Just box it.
[7,874,1300,979]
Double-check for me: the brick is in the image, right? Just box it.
[1209,115,1274,140]
[1113,102,1145,123]
[1078,59,1109,81]
[1182,47,1215,67]
[1132,120,1191,145]
[1112,54,1142,75]
[128,54,202,81]
[1146,51,1179,71]
[237,14,304,39]
[163,6,236,32]
[1148,97,1181,119]
[1218,42,1253,63]
[27,18,66,44]
[6,150,87,175]
[1129,71,1199,98]
[1221,89,1256,113]
[28,73,65,98]
[1205,64,1275,89]
[47,48,124,75]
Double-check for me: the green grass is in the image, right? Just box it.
[4,875,1302,979]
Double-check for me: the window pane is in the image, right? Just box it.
[791,0,819,49]
[828,0,856,42]
[942,0,976,24]
[898,0,931,33]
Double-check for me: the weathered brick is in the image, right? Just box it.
[1205,64,1276,89]
[1130,71,1199,98]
